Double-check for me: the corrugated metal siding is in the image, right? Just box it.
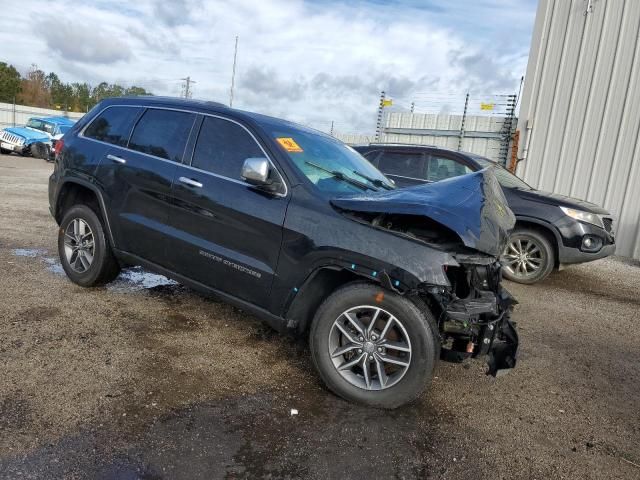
[0,102,84,129]
[517,0,640,259]
[379,112,510,163]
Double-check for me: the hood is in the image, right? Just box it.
[516,188,610,215]
[331,168,516,256]
[3,127,50,142]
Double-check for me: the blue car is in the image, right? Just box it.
[0,116,76,159]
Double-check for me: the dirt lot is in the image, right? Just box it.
[0,153,639,479]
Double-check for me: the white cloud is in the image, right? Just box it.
[0,0,536,133]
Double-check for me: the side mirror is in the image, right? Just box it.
[241,157,271,185]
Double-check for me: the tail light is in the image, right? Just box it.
[54,139,64,157]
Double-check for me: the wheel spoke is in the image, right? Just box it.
[374,356,388,388]
[343,312,366,336]
[508,244,519,255]
[362,356,372,389]
[366,308,381,335]
[78,252,91,271]
[335,322,359,344]
[73,219,80,237]
[337,352,366,371]
[516,239,523,253]
[331,343,360,358]
[378,316,396,340]
[525,260,538,270]
[381,340,411,352]
[378,353,409,368]
[83,250,94,265]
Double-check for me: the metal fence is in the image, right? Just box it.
[0,102,85,130]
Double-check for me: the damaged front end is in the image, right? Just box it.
[331,168,519,376]
[424,255,518,376]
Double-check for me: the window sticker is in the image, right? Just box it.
[276,137,303,153]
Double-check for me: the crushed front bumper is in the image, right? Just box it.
[429,259,519,376]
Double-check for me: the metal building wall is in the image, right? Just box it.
[517,0,640,259]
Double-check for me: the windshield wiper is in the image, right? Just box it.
[305,161,377,191]
[351,170,394,190]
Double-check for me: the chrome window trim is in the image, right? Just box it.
[79,104,288,198]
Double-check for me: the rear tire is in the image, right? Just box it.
[58,204,120,287]
[0,148,10,155]
[310,282,438,409]
[501,227,555,284]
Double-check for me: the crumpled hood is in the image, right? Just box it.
[3,127,50,142]
[331,168,516,256]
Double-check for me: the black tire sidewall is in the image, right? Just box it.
[502,228,555,284]
[58,205,112,287]
[310,283,437,409]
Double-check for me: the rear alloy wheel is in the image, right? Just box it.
[501,228,554,284]
[310,282,438,409]
[58,204,120,287]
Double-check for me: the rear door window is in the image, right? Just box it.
[84,106,142,147]
[191,116,264,179]
[129,109,195,162]
[425,154,473,182]
[377,151,426,179]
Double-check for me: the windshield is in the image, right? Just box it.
[472,155,532,190]
[264,123,394,194]
[26,119,55,135]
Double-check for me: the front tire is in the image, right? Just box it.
[501,228,555,284]
[310,283,438,409]
[58,204,120,287]
[30,142,50,160]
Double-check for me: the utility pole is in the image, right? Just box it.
[229,35,239,107]
[410,101,415,114]
[375,91,386,142]
[181,77,196,98]
[330,121,334,136]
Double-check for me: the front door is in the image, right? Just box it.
[167,115,289,308]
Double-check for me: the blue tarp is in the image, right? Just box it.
[331,168,516,257]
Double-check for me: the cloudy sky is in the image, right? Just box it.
[1,0,538,133]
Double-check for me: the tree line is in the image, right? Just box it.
[0,62,152,112]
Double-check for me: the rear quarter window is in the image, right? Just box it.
[84,106,142,147]
[129,109,195,162]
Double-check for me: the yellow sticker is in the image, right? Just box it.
[276,137,303,153]
[480,102,495,111]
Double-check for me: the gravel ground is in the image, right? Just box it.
[0,153,639,479]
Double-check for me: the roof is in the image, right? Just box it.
[31,116,76,125]
[109,95,227,109]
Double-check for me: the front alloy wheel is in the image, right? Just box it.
[329,306,412,391]
[501,228,555,284]
[310,283,438,409]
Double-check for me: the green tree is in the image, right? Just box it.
[125,86,151,96]
[71,82,92,112]
[0,62,22,103]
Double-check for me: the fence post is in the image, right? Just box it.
[12,96,16,127]
[458,92,469,151]
[375,91,386,143]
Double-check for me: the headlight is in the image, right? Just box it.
[560,206,604,229]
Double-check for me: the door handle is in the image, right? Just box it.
[106,154,126,164]
[179,176,203,188]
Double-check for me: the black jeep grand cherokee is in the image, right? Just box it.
[49,96,518,408]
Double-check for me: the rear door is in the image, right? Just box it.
[167,114,289,308]
[91,106,195,266]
